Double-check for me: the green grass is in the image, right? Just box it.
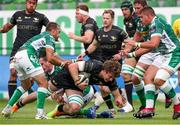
[0,99,179,124]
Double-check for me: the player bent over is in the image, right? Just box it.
[1,22,71,119]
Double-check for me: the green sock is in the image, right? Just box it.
[134,82,146,107]
[77,109,89,115]
[153,90,159,108]
[145,84,155,108]
[8,86,25,106]
[160,82,180,105]
[37,87,47,109]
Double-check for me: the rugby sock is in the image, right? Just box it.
[134,81,146,107]
[153,89,159,108]
[37,87,47,109]
[160,82,180,105]
[125,81,133,106]
[103,94,114,110]
[8,80,17,99]
[8,86,25,106]
[14,99,25,110]
[145,84,155,108]
[78,109,89,115]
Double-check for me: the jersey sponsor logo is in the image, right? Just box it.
[25,16,31,19]
[31,38,46,50]
[102,34,108,37]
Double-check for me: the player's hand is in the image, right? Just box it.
[51,91,64,104]
[61,60,72,69]
[111,54,121,61]
[68,32,75,39]
[115,96,125,108]
[77,53,86,61]
[124,39,137,47]
[75,79,88,90]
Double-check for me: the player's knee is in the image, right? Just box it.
[10,68,17,78]
[68,94,84,114]
[68,103,81,115]
[121,73,132,82]
[132,75,140,85]
[132,66,145,84]
[154,69,170,86]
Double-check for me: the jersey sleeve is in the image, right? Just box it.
[107,80,118,91]
[45,36,55,50]
[10,12,17,25]
[82,60,102,73]
[42,14,49,26]
[120,29,129,40]
[84,23,94,33]
[150,21,163,38]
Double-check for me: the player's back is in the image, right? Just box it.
[21,31,55,56]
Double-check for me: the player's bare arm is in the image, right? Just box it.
[0,23,14,33]
[69,30,94,44]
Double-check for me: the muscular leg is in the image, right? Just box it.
[121,58,137,106]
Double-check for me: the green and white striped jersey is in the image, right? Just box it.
[149,16,180,54]
[21,31,56,56]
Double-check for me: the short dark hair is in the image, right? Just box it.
[76,3,89,12]
[103,9,115,19]
[102,60,121,78]
[140,6,155,16]
[46,22,60,32]
[133,0,147,7]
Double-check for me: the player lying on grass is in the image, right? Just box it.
[47,59,125,118]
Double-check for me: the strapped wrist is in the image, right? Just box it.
[128,52,136,58]
[135,42,141,47]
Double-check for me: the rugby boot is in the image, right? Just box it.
[165,97,172,108]
[133,106,145,118]
[136,108,155,119]
[1,105,12,118]
[172,103,180,119]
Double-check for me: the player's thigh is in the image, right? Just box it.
[144,65,159,84]
[65,89,84,110]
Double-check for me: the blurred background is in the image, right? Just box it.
[0,0,180,10]
[0,0,179,99]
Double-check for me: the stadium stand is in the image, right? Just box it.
[0,0,179,10]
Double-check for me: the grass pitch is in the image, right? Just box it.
[0,99,179,124]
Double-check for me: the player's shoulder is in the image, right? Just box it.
[13,10,25,16]
[34,11,46,18]
[112,25,124,33]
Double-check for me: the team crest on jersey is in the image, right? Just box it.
[17,17,22,22]
[33,17,39,23]
[110,36,117,42]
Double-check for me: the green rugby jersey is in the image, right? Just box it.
[21,31,56,56]
[45,66,62,81]
[149,16,180,54]
[136,17,149,41]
